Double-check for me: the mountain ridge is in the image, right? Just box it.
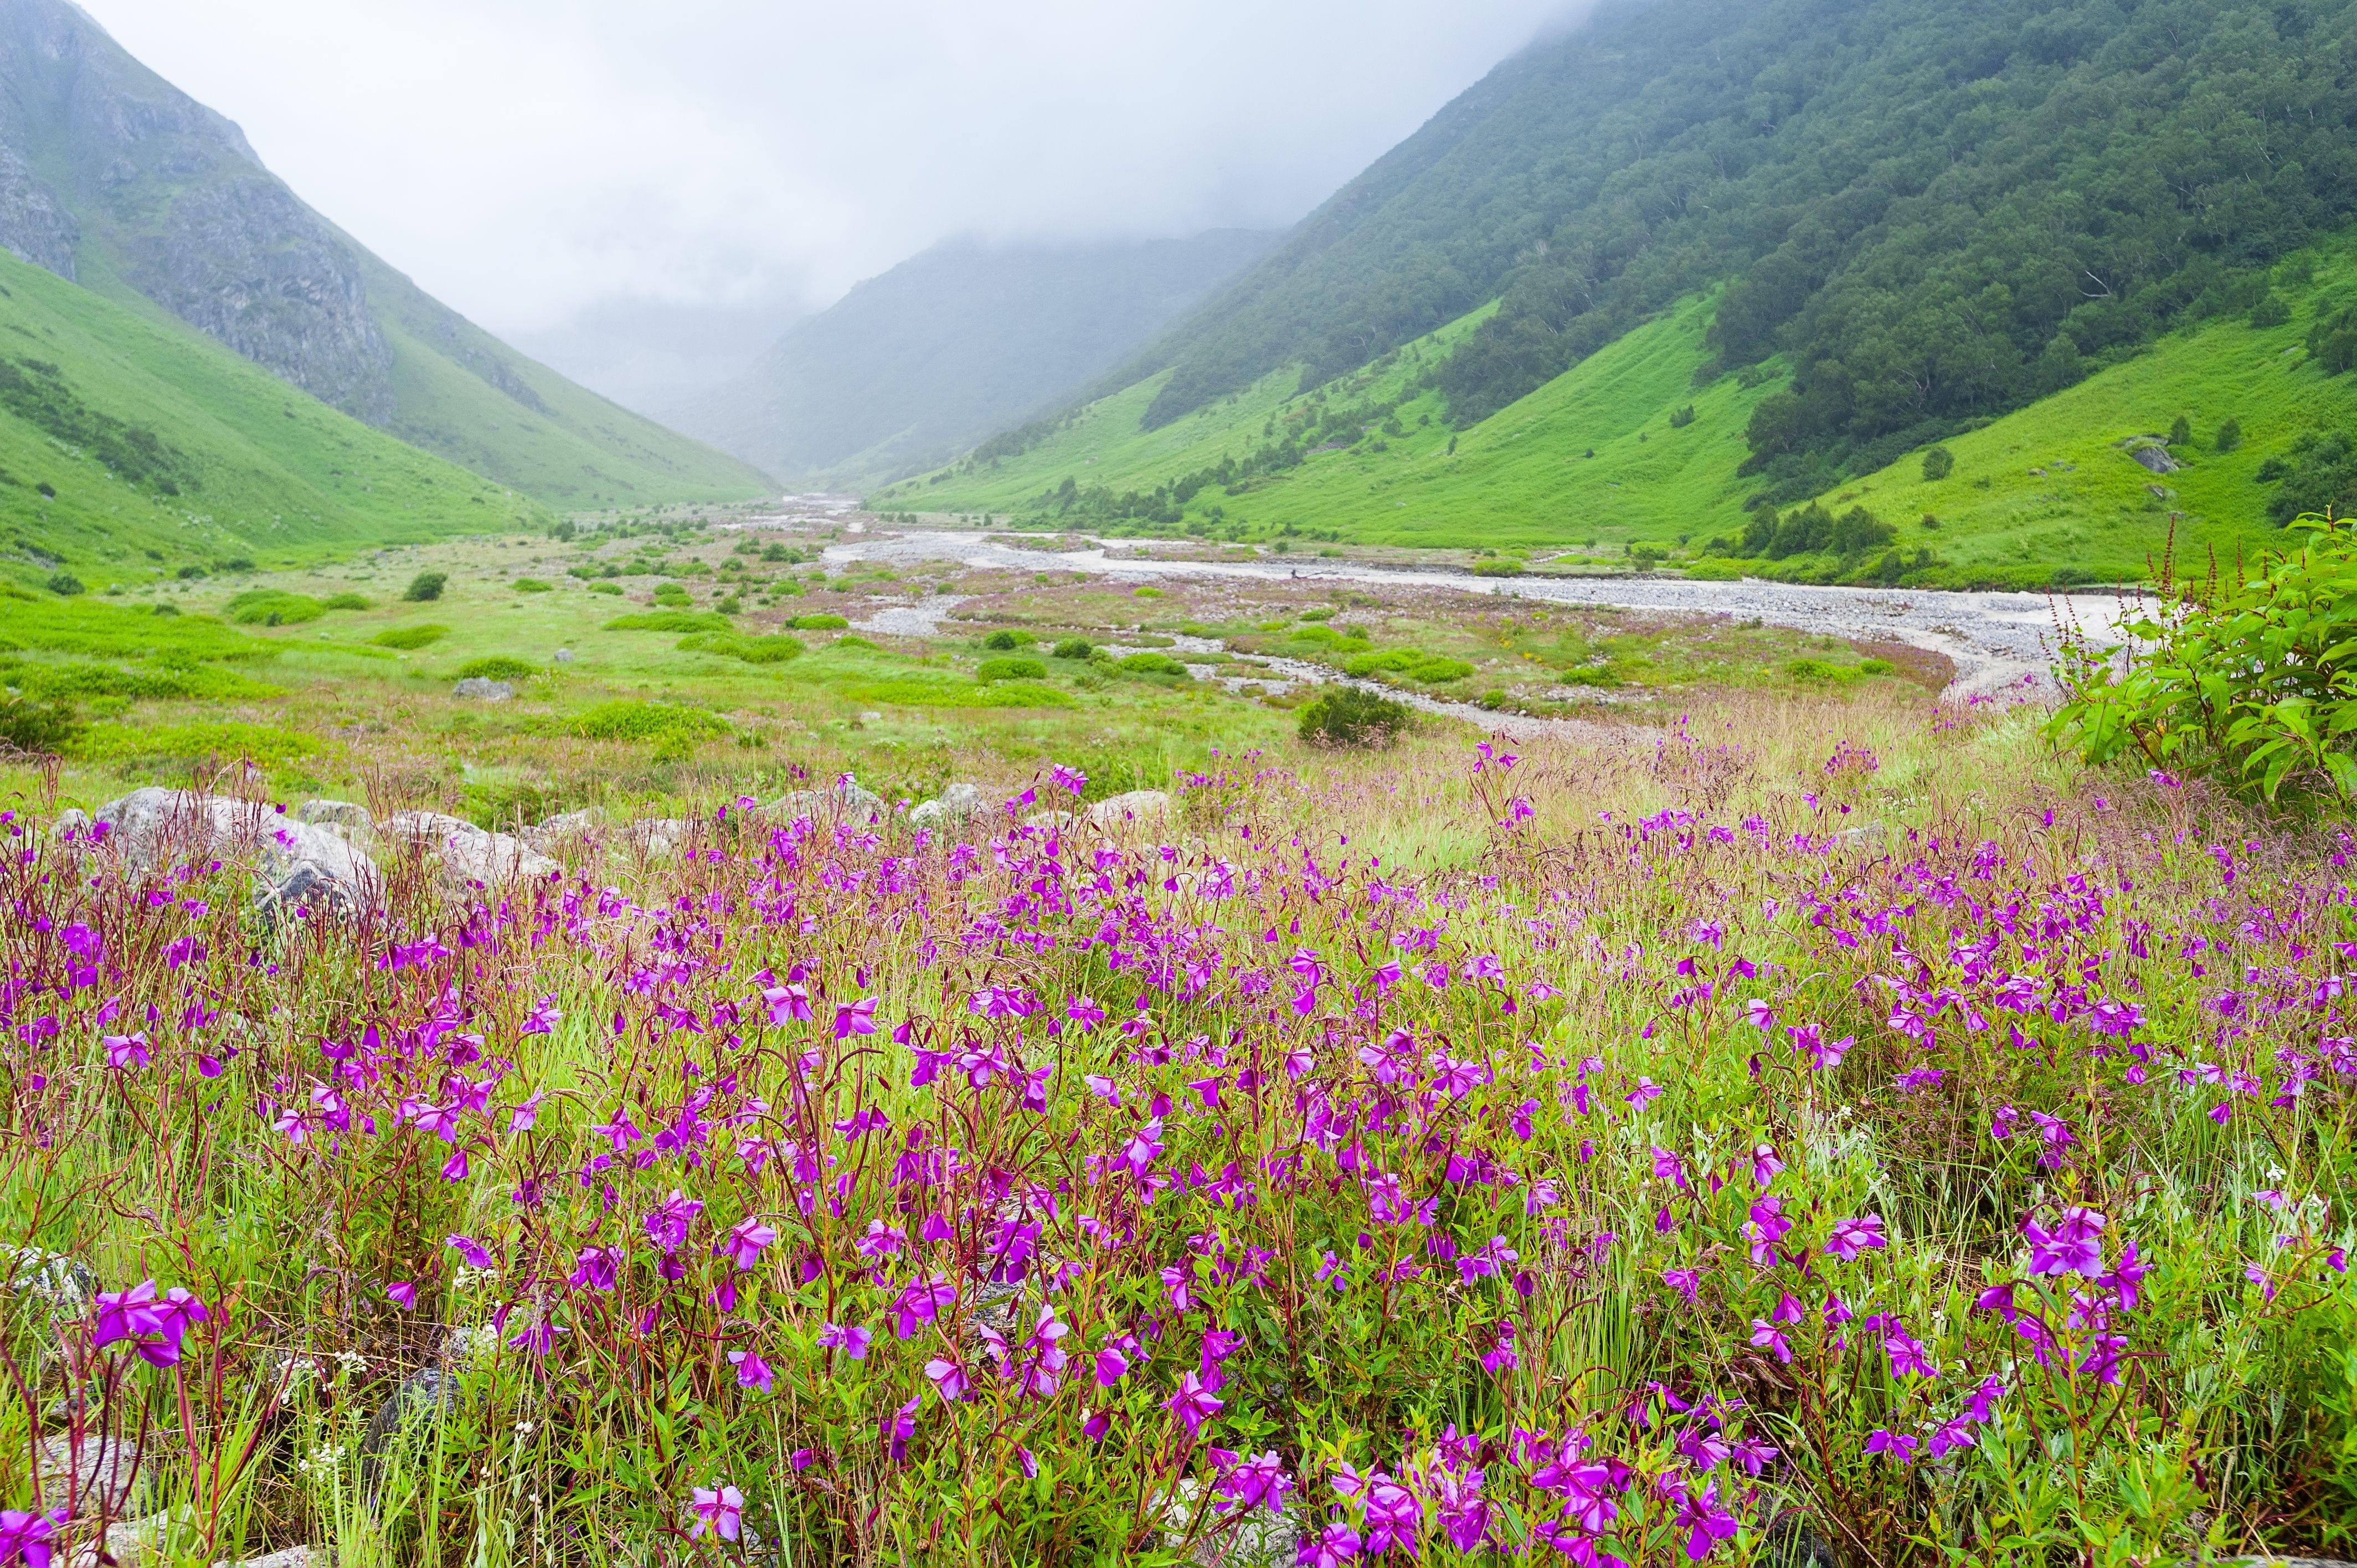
[0,0,768,509]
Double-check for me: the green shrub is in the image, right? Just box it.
[1407,656,1475,683]
[652,583,692,607]
[1133,586,1164,598]
[2168,414,2193,447]
[1470,558,1524,577]
[563,700,729,744]
[676,632,804,666]
[0,695,79,754]
[45,573,84,597]
[454,656,538,682]
[1859,657,1896,675]
[224,589,325,626]
[977,656,1048,683]
[1299,607,1334,622]
[1342,648,1422,677]
[605,611,732,634]
[2052,513,2357,804]
[512,577,553,594]
[1685,560,1743,582]
[1298,687,1409,748]
[1784,657,1861,683]
[2215,418,2243,455]
[321,592,370,611]
[982,629,1035,651]
[372,625,449,651]
[791,613,851,631]
[1052,637,1093,659]
[1921,446,1955,482]
[402,571,447,602]
[1116,652,1191,679]
[589,582,624,596]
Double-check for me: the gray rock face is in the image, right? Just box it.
[910,782,992,830]
[115,174,395,424]
[94,788,374,916]
[0,140,75,278]
[552,647,575,664]
[626,817,691,857]
[382,809,556,886]
[2126,440,2180,474]
[1089,789,1174,826]
[451,678,514,702]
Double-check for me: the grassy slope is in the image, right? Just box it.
[909,240,2357,582]
[0,247,551,589]
[358,258,777,509]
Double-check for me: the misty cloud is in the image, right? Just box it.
[77,0,1588,337]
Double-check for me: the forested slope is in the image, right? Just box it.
[1058,0,2357,501]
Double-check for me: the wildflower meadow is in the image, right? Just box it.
[4,684,2357,1567]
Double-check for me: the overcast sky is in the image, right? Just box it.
[78,0,1586,339]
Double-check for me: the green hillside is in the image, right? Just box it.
[897,235,2357,587]
[0,246,548,591]
[0,0,769,512]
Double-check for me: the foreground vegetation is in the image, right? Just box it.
[1,508,2355,1566]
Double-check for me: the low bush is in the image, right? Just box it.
[0,695,79,754]
[401,571,447,602]
[512,577,553,594]
[791,613,851,631]
[606,611,732,635]
[2052,512,2357,804]
[224,589,325,626]
[454,656,538,682]
[321,592,369,611]
[563,700,729,744]
[1116,652,1191,679]
[1297,685,1409,747]
[982,629,1035,651]
[677,632,805,666]
[1051,637,1093,659]
[371,625,449,651]
[976,657,1048,682]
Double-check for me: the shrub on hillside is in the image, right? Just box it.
[322,592,370,611]
[676,632,804,666]
[0,695,78,755]
[2215,418,2243,455]
[512,578,553,594]
[976,657,1048,683]
[1116,652,1191,679]
[563,700,728,745]
[372,625,448,650]
[224,589,324,626]
[402,571,447,602]
[45,574,83,597]
[454,656,538,683]
[1921,446,1954,481]
[1052,637,1093,659]
[791,613,851,631]
[1298,687,1408,748]
[605,611,731,634]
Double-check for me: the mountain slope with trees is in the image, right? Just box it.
[674,231,1277,487]
[1043,0,2357,501]
[0,0,767,509]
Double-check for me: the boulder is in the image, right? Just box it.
[525,807,606,852]
[358,1364,454,1502]
[909,782,992,829]
[94,790,375,918]
[625,817,692,857]
[1088,790,1174,827]
[294,798,372,833]
[382,810,557,887]
[451,678,514,701]
[2124,439,2180,474]
[553,648,576,664]
[764,775,883,825]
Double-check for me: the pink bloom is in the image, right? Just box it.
[1824,1215,1888,1262]
[387,1282,418,1310]
[833,998,877,1039]
[716,1217,778,1271]
[924,1356,970,1402]
[445,1234,495,1270]
[727,1349,774,1391]
[1166,1370,1223,1437]
[687,1484,743,1541]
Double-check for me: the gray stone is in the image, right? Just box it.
[359,1365,456,1501]
[39,1432,146,1514]
[765,775,883,825]
[450,678,514,702]
[626,818,691,857]
[910,782,992,830]
[47,807,91,843]
[552,648,575,663]
[2126,439,2180,474]
[294,799,372,833]
[1158,1478,1300,1567]
[382,811,557,887]
[1088,789,1174,827]
[1,1245,96,1320]
[94,790,375,915]
[224,1549,318,1568]
[524,807,606,852]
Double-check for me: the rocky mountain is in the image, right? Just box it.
[674,231,1278,487]
[0,0,766,508]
